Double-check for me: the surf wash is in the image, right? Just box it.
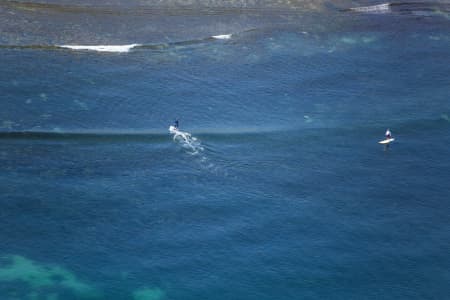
[169,126,204,155]
[58,44,141,53]
[211,34,232,40]
[349,3,390,13]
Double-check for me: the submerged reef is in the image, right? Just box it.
[133,288,165,300]
[0,255,101,299]
[0,255,167,299]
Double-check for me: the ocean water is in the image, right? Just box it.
[1,1,450,299]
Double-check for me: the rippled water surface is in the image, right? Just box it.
[1,1,450,299]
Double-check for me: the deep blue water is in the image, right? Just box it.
[1,2,450,299]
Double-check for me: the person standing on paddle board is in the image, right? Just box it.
[385,128,392,139]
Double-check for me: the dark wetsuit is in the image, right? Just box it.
[385,130,391,139]
[174,120,179,129]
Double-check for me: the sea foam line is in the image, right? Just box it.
[211,34,232,40]
[58,44,141,53]
[5,33,234,54]
[349,3,390,13]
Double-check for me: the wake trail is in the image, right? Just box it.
[169,126,225,175]
[169,126,203,155]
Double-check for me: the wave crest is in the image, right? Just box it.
[347,2,450,17]
[58,44,141,53]
[349,3,390,13]
[0,32,235,53]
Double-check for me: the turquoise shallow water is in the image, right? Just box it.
[1,2,450,299]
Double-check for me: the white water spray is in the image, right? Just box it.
[169,126,224,174]
[59,44,141,53]
[169,126,204,155]
[349,3,390,13]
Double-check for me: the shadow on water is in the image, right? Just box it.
[0,116,448,143]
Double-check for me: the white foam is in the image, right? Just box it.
[350,3,390,13]
[168,126,227,175]
[169,126,204,155]
[212,34,232,40]
[58,44,141,53]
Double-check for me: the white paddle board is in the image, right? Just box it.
[379,138,395,144]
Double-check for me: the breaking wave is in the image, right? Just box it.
[0,33,235,53]
[347,2,450,17]
[0,130,170,143]
[0,117,447,143]
[58,44,141,53]
[0,127,279,146]
[349,3,390,13]
[212,34,232,40]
